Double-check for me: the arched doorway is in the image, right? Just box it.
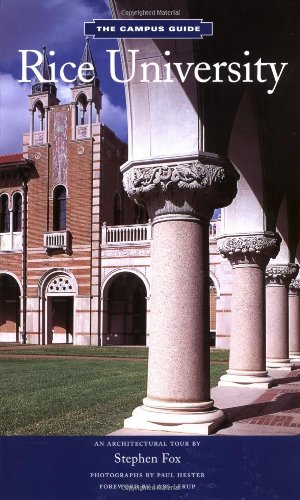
[105,273,147,345]
[209,278,217,347]
[0,274,21,342]
[40,271,77,345]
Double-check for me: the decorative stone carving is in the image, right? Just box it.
[53,111,68,186]
[46,274,75,294]
[122,154,239,220]
[289,279,300,296]
[101,247,151,258]
[217,232,281,267]
[266,264,299,286]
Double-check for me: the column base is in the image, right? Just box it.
[266,359,295,371]
[289,352,300,361]
[218,370,274,389]
[124,398,226,435]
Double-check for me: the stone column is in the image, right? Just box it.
[88,100,93,137]
[289,279,300,360]
[121,153,239,434]
[29,109,34,146]
[44,107,49,143]
[71,103,76,140]
[217,233,280,388]
[266,264,299,370]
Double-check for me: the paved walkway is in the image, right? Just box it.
[111,365,300,436]
[213,366,300,435]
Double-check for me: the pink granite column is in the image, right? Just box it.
[289,279,300,360]
[121,153,239,434]
[266,264,299,370]
[217,233,280,388]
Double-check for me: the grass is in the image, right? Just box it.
[0,345,148,358]
[0,346,229,435]
[0,358,147,435]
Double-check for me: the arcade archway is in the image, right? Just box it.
[0,273,21,342]
[103,272,147,345]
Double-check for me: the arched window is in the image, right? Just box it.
[13,193,22,232]
[0,195,10,233]
[53,186,67,231]
[76,94,88,126]
[114,193,122,225]
[33,101,45,132]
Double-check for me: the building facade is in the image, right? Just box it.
[0,40,150,346]
[2,0,299,434]
[0,40,229,348]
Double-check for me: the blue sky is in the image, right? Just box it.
[0,0,127,154]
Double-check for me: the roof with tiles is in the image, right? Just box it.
[0,153,24,164]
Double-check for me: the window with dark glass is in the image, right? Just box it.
[13,193,22,232]
[53,186,67,231]
[114,193,122,225]
[0,195,10,233]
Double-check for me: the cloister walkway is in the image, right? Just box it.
[213,367,300,435]
[112,366,300,436]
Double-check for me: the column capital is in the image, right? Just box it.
[266,263,299,286]
[217,232,281,268]
[122,153,239,221]
[289,278,300,295]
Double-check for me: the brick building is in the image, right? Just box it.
[0,40,225,347]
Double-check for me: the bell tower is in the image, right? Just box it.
[71,37,102,140]
[28,46,60,146]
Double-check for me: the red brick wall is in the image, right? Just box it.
[26,104,93,297]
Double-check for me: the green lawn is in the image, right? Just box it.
[0,347,229,435]
[0,345,148,359]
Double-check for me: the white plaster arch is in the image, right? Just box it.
[32,98,44,112]
[101,268,150,299]
[11,190,23,198]
[100,268,150,347]
[110,0,200,161]
[38,268,78,345]
[75,92,88,105]
[223,88,265,234]
[0,192,12,211]
[272,195,290,264]
[75,92,88,126]
[38,268,79,298]
[51,183,69,199]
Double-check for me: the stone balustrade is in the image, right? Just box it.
[0,232,22,251]
[101,223,152,245]
[33,131,46,146]
[76,125,89,140]
[43,230,71,251]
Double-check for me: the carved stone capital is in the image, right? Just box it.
[289,279,300,296]
[217,232,281,268]
[265,263,299,286]
[122,153,239,221]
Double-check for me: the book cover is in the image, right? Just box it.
[0,0,300,498]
